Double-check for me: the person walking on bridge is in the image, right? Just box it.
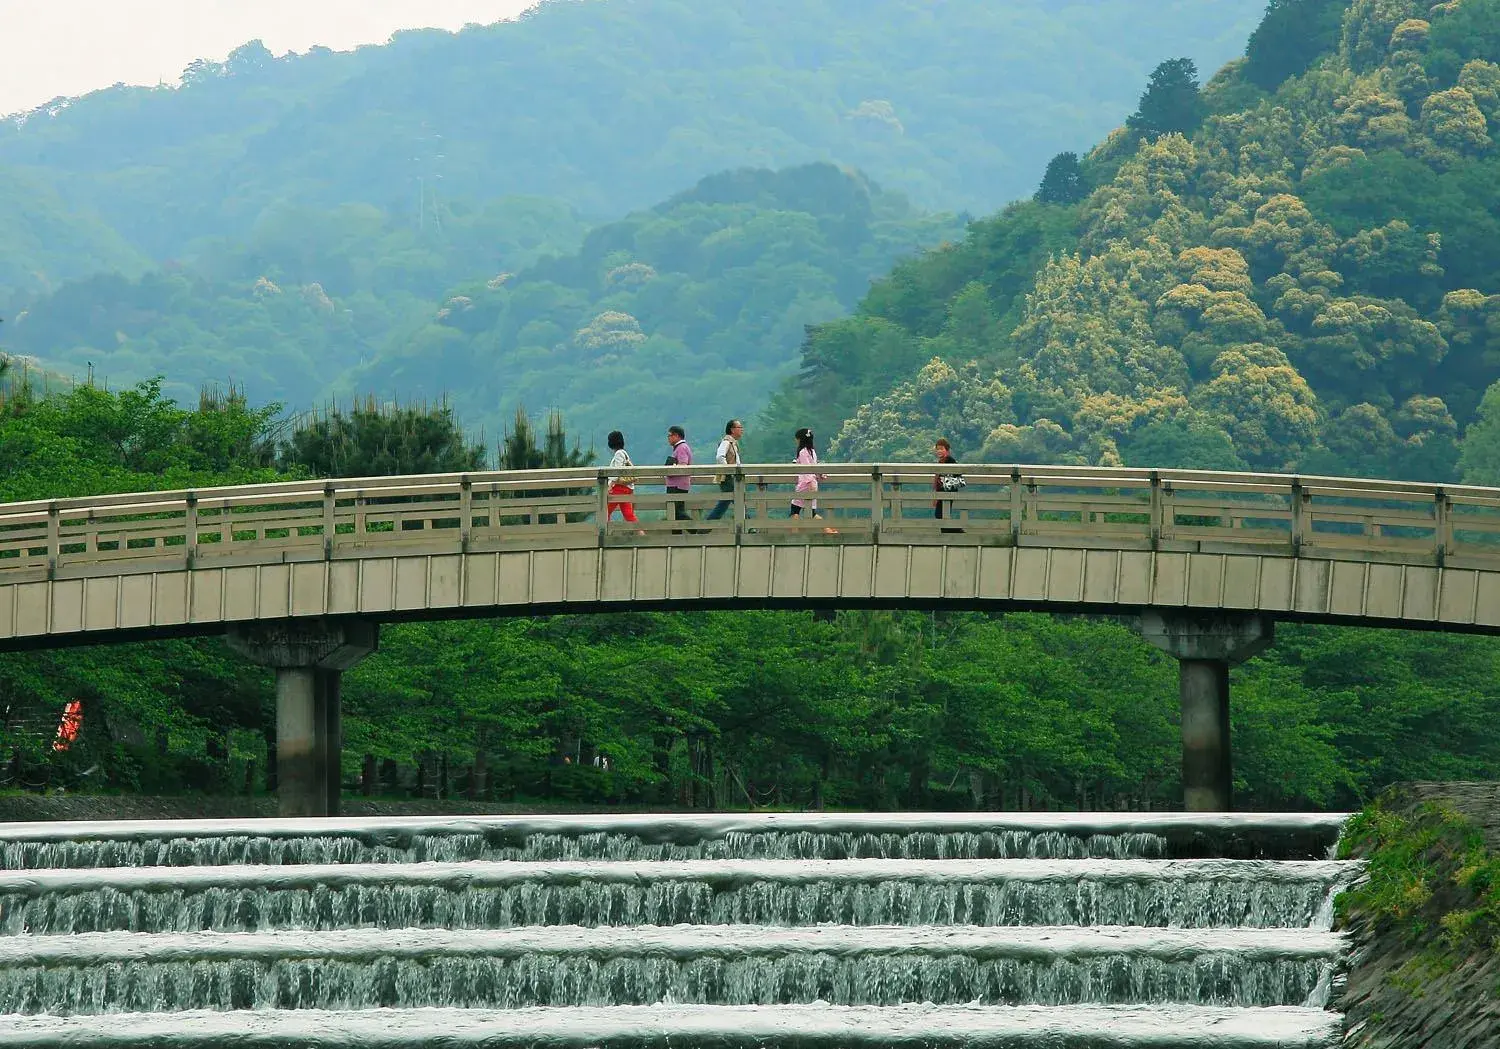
[665,425,694,534]
[790,427,835,534]
[706,419,744,523]
[605,430,643,531]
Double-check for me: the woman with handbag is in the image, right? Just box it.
[933,437,965,533]
[605,430,642,527]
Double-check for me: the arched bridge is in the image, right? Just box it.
[4,463,1498,815]
[2,464,1498,642]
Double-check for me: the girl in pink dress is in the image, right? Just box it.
[789,428,835,532]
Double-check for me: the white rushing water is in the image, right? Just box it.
[0,812,1350,869]
[0,1003,1347,1047]
[0,813,1360,1045]
[0,858,1355,934]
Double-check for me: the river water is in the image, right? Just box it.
[0,812,1358,1047]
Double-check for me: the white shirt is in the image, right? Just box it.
[715,436,740,466]
[607,448,633,486]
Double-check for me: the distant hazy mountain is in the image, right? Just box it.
[0,0,1263,267]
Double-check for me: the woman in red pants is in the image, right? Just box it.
[606,430,640,524]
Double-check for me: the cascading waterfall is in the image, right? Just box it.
[0,813,1359,1047]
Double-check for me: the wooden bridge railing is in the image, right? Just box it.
[3,465,1500,577]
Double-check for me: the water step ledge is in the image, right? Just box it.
[0,1003,1345,1048]
[0,857,1359,894]
[0,924,1348,966]
[0,812,1353,845]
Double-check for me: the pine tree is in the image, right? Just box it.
[1035,152,1087,205]
[1244,0,1347,91]
[498,407,593,525]
[1127,58,1204,140]
[499,407,591,470]
[279,397,487,478]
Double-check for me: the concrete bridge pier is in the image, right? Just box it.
[1138,612,1274,813]
[228,619,379,817]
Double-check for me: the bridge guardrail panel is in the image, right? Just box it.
[11,466,1500,586]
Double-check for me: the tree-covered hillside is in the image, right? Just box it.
[0,165,149,298]
[0,0,1263,271]
[4,166,952,436]
[3,196,587,407]
[766,0,1500,487]
[345,164,961,447]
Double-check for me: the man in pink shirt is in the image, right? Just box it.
[665,425,693,532]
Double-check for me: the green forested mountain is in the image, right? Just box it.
[3,196,587,406]
[766,0,1500,486]
[0,0,1263,269]
[0,0,1263,427]
[4,166,950,435]
[345,164,961,446]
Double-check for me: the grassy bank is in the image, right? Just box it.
[1337,787,1500,1047]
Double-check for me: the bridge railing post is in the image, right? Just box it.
[322,484,336,560]
[460,477,473,553]
[46,502,59,575]
[1148,472,1162,549]
[596,469,610,543]
[1009,469,1023,542]
[1435,488,1451,566]
[870,467,882,541]
[734,469,748,539]
[1290,478,1305,555]
[185,493,198,567]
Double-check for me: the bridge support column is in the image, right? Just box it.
[1137,612,1274,813]
[228,620,378,818]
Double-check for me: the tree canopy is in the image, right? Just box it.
[1127,58,1206,139]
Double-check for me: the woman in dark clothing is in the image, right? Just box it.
[933,438,963,533]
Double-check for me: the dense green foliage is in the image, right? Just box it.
[0,382,287,790]
[769,0,1500,486]
[1035,153,1089,206]
[0,0,1261,440]
[754,200,1078,457]
[0,0,1263,266]
[350,164,961,448]
[0,380,279,502]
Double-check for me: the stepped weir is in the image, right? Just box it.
[0,812,1359,1046]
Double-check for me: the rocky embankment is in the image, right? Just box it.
[1338,783,1500,1049]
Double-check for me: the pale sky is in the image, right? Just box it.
[0,0,538,115]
